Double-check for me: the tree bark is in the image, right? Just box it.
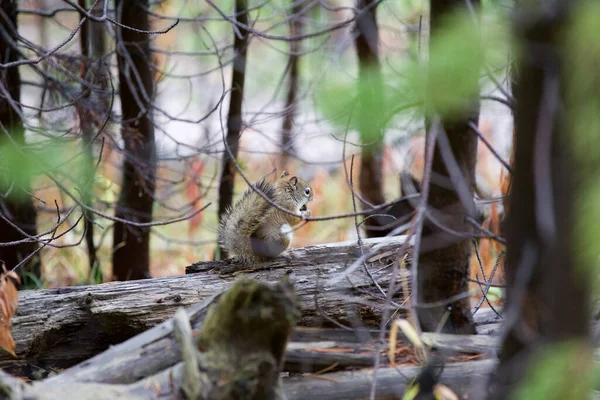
[354,0,387,238]
[0,277,300,400]
[284,359,496,400]
[77,0,99,278]
[416,0,481,334]
[0,276,502,400]
[0,0,41,287]
[280,0,304,168]
[112,0,156,280]
[488,3,589,398]
[2,236,412,375]
[0,357,498,400]
[217,0,249,259]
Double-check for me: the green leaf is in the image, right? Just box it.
[510,341,594,400]
[424,11,483,117]
[0,141,84,201]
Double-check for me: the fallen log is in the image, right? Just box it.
[0,274,501,400]
[0,276,300,400]
[45,304,500,386]
[0,358,499,400]
[3,236,411,374]
[283,359,497,400]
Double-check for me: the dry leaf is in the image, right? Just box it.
[390,319,426,366]
[0,267,20,357]
[185,159,205,237]
[433,384,459,400]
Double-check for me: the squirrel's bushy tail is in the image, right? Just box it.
[218,179,275,261]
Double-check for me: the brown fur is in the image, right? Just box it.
[218,171,314,263]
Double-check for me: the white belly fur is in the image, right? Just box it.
[280,223,293,242]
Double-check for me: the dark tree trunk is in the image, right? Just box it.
[354,0,387,239]
[217,0,249,260]
[0,0,41,287]
[90,0,106,61]
[280,0,304,168]
[90,0,109,117]
[488,3,589,398]
[416,0,481,334]
[77,0,99,280]
[112,0,156,280]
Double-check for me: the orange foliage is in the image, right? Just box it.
[0,267,20,357]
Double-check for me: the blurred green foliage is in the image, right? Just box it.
[0,140,83,201]
[510,341,594,399]
[567,0,600,292]
[509,1,600,398]
[314,6,509,137]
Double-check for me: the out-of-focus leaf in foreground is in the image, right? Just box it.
[566,0,600,288]
[510,341,593,400]
[0,139,84,201]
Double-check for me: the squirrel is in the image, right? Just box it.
[218,171,314,263]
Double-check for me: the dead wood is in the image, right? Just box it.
[283,359,497,400]
[0,276,299,400]
[2,236,412,375]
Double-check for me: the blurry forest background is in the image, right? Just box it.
[6,0,511,288]
[0,0,600,398]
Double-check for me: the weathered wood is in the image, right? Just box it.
[286,323,502,373]
[46,310,501,385]
[283,359,497,400]
[3,236,410,375]
[0,277,299,400]
[47,309,499,386]
[45,293,222,384]
[186,235,409,274]
[421,332,499,355]
[289,307,503,343]
[0,357,499,400]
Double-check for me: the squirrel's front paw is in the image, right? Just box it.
[301,209,312,219]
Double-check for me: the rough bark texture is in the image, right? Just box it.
[43,308,501,385]
[0,288,502,400]
[416,0,480,334]
[284,359,496,400]
[280,0,304,168]
[217,0,249,259]
[0,358,498,400]
[0,0,41,286]
[1,236,411,375]
[488,3,589,398]
[0,277,300,400]
[77,0,99,276]
[354,0,387,238]
[90,0,106,61]
[112,0,156,280]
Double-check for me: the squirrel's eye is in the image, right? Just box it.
[304,188,311,196]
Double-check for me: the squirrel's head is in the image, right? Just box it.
[279,171,314,211]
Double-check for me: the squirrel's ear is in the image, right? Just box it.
[290,176,298,187]
[281,171,290,178]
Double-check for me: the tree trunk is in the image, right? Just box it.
[112,0,156,280]
[0,0,41,287]
[354,0,387,238]
[416,0,481,334]
[77,0,99,279]
[217,0,249,260]
[280,0,304,168]
[488,3,589,398]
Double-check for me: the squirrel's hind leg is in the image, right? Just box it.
[250,231,290,259]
